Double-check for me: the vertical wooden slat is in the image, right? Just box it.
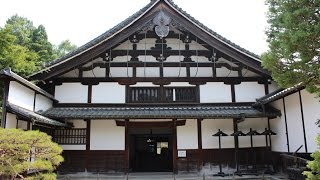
[125,119,129,173]
[86,120,91,170]
[1,80,10,128]
[172,119,177,173]
[197,119,203,171]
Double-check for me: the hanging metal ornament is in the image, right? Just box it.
[153,11,171,38]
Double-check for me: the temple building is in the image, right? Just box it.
[1,0,319,175]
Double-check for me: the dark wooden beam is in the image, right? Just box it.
[115,120,186,127]
[197,119,203,171]
[87,85,92,103]
[53,77,269,86]
[125,119,129,173]
[298,91,308,153]
[282,98,290,152]
[1,80,10,128]
[172,119,177,173]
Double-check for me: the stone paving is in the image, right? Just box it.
[57,172,289,180]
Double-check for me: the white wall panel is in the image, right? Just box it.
[5,113,17,128]
[190,67,213,77]
[202,119,234,149]
[285,93,305,153]
[163,67,187,77]
[177,119,198,149]
[131,82,157,87]
[8,81,34,111]
[35,94,52,112]
[235,82,265,102]
[136,67,159,77]
[300,90,320,152]
[83,67,106,77]
[237,118,268,148]
[60,145,86,150]
[92,83,125,103]
[270,99,288,152]
[110,67,133,77]
[165,82,192,87]
[90,120,125,150]
[216,67,238,77]
[17,120,28,130]
[55,83,88,103]
[200,82,231,103]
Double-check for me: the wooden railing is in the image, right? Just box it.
[127,86,199,103]
[280,153,308,180]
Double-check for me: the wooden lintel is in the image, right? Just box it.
[115,120,186,128]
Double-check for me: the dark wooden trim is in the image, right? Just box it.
[55,102,254,107]
[115,120,186,128]
[233,118,239,172]
[125,119,129,173]
[231,84,236,102]
[33,92,37,112]
[85,119,91,170]
[298,91,308,153]
[1,80,10,128]
[87,85,92,103]
[282,98,290,152]
[172,119,177,173]
[27,121,31,130]
[267,117,272,150]
[264,83,269,95]
[53,77,269,85]
[197,119,203,171]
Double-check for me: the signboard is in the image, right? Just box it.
[177,150,187,158]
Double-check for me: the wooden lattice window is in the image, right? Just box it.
[53,128,86,145]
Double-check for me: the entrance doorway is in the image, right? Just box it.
[129,128,173,172]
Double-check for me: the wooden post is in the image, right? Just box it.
[1,80,10,128]
[85,119,91,171]
[172,119,177,173]
[197,119,203,171]
[125,119,129,173]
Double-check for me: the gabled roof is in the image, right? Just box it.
[29,0,269,81]
[0,68,57,102]
[253,83,304,106]
[42,104,280,119]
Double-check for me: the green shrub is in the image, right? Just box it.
[0,128,63,179]
[303,135,320,180]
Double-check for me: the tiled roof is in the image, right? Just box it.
[7,103,70,127]
[253,83,304,106]
[30,0,261,78]
[42,104,280,119]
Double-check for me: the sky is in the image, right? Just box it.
[0,0,269,55]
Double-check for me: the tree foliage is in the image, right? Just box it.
[52,39,77,60]
[0,128,63,179]
[262,0,320,95]
[303,136,320,179]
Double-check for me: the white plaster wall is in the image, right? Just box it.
[60,145,86,150]
[137,55,157,63]
[131,82,158,87]
[237,118,268,148]
[90,120,125,150]
[68,119,87,128]
[190,67,213,77]
[177,119,198,149]
[8,81,35,111]
[35,94,53,112]
[165,82,192,87]
[268,81,279,93]
[136,67,159,77]
[285,93,305,153]
[216,67,238,77]
[92,83,125,103]
[270,99,289,152]
[242,69,259,77]
[166,56,184,63]
[164,67,187,77]
[110,67,133,77]
[300,90,320,152]
[55,83,88,103]
[5,113,17,128]
[83,67,106,77]
[17,120,28,130]
[114,40,133,50]
[202,119,234,149]
[235,82,265,102]
[200,82,231,103]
